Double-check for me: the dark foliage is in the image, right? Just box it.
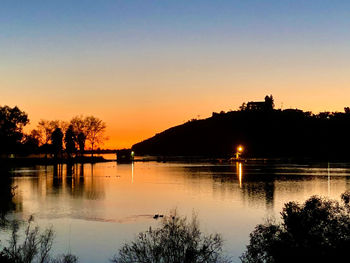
[0,105,29,153]
[112,212,229,263]
[64,125,76,158]
[21,133,40,153]
[76,132,86,156]
[51,128,63,159]
[50,254,78,263]
[241,193,350,263]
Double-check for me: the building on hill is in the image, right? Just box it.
[246,101,266,111]
[246,95,274,111]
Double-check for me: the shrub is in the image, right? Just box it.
[112,212,229,263]
[0,216,78,263]
[241,192,350,263]
[51,254,78,263]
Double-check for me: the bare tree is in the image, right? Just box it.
[36,120,53,146]
[84,116,106,157]
[70,116,87,156]
[70,116,107,157]
[70,116,86,134]
[0,216,78,263]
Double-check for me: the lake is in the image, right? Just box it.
[4,159,350,262]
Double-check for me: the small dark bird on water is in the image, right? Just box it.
[153,214,164,219]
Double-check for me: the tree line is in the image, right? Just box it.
[0,105,106,158]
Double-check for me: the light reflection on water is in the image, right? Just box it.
[5,160,350,262]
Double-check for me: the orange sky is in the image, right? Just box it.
[2,47,350,149]
[2,50,350,149]
[5,84,350,149]
[1,1,350,149]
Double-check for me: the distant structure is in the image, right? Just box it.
[246,95,274,111]
[116,149,134,163]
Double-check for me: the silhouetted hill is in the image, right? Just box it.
[132,108,350,160]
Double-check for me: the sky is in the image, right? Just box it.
[1,0,350,148]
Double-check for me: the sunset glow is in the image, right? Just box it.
[2,1,350,148]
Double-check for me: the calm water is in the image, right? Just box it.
[4,159,350,262]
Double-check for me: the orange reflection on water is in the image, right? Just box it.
[236,162,243,188]
[131,162,134,184]
[9,160,350,263]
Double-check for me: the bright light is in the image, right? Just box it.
[237,146,243,152]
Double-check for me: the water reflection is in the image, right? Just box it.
[9,162,350,216]
[11,164,106,217]
[182,162,277,209]
[181,162,350,211]
[5,161,350,262]
[236,162,243,188]
[0,169,16,223]
[328,162,330,196]
[131,162,134,184]
[52,164,105,200]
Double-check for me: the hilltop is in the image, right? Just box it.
[132,96,350,160]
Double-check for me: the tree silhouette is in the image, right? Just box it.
[84,116,106,157]
[241,193,350,263]
[36,120,68,158]
[51,128,63,159]
[37,120,55,146]
[264,95,274,110]
[36,120,68,146]
[0,105,29,153]
[21,132,40,153]
[70,115,106,157]
[64,125,76,159]
[239,102,247,111]
[70,116,87,156]
[77,132,86,157]
[28,129,41,144]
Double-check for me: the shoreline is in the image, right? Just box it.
[0,156,114,167]
[2,155,350,167]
